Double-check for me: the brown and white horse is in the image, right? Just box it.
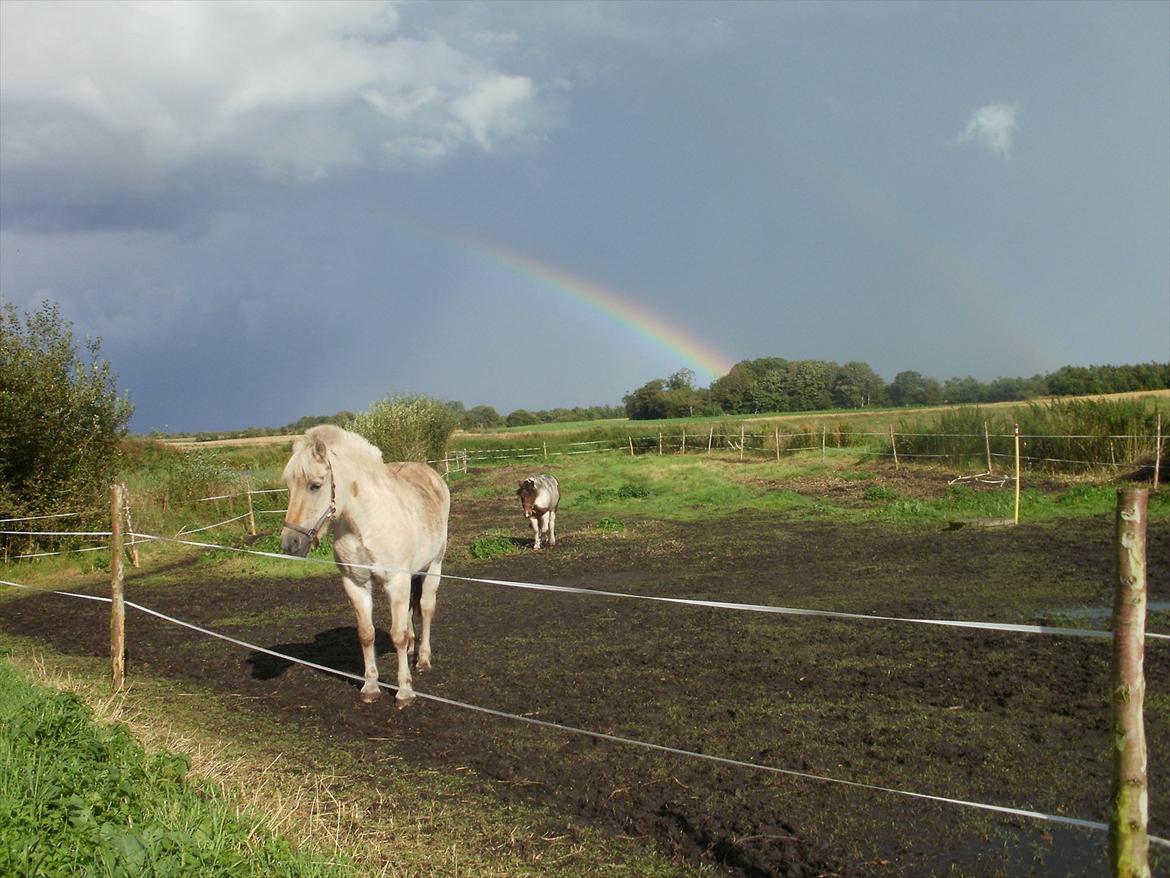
[281,425,450,709]
[517,474,560,549]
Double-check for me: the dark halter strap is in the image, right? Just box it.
[282,453,337,545]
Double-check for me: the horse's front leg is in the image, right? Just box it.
[341,575,382,703]
[415,556,442,672]
[530,513,542,550]
[384,572,416,709]
[546,509,556,548]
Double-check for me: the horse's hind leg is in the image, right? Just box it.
[408,575,422,662]
[341,575,382,703]
[547,509,556,548]
[416,557,441,672]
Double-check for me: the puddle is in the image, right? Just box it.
[1039,601,1170,621]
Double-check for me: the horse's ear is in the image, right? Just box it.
[312,436,328,463]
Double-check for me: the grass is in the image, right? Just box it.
[0,652,357,878]
[0,640,709,878]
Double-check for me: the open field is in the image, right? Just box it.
[2,450,1168,877]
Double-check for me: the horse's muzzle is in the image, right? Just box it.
[281,527,314,558]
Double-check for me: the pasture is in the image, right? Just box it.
[2,443,1168,877]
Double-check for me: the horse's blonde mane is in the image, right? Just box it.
[284,424,385,482]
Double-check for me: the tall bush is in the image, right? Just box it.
[0,299,133,518]
[349,394,458,464]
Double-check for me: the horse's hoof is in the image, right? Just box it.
[416,656,432,672]
[360,686,381,704]
[395,689,416,710]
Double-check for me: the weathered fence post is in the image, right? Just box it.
[246,490,257,536]
[1154,414,1162,493]
[984,421,993,474]
[629,436,635,457]
[707,427,713,454]
[888,425,898,470]
[543,441,548,461]
[1013,423,1021,525]
[681,428,686,455]
[110,484,125,691]
[658,432,663,455]
[822,426,827,463]
[1111,488,1150,878]
[775,427,780,462]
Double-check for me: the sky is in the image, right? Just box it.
[1,1,1167,434]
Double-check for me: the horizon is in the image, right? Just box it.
[2,1,1167,433]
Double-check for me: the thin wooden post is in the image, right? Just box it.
[543,441,548,461]
[707,427,713,454]
[821,426,827,462]
[888,425,898,470]
[1111,488,1150,878]
[681,428,686,455]
[740,425,745,462]
[984,421,993,474]
[110,484,125,691]
[658,432,663,455]
[246,491,257,536]
[775,427,780,462]
[121,484,139,568]
[1013,423,1021,525]
[1154,414,1162,493]
[629,436,635,457]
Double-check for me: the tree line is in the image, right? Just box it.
[621,359,1170,420]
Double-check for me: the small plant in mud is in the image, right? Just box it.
[469,531,517,559]
[585,482,652,502]
[596,516,626,532]
[862,485,899,502]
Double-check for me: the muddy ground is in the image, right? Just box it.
[3,471,1168,877]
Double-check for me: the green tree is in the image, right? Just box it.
[348,394,458,463]
[833,361,885,408]
[462,405,504,429]
[505,408,537,427]
[623,379,669,420]
[0,299,134,517]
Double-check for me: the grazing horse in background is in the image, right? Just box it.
[281,425,450,710]
[517,475,560,550]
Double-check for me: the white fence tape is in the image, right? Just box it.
[2,574,1165,848]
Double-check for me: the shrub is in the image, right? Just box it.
[469,532,517,559]
[0,299,133,522]
[596,516,625,532]
[349,394,459,463]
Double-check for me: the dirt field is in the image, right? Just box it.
[3,472,1168,877]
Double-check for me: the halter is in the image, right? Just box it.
[282,452,337,547]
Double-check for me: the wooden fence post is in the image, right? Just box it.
[889,425,899,470]
[740,425,745,462]
[1154,414,1162,493]
[822,426,827,463]
[110,484,125,691]
[775,427,780,462]
[984,421,993,474]
[246,490,257,536]
[629,436,635,457]
[1111,488,1150,878]
[1014,423,1021,525]
[543,441,548,461]
[708,427,713,454]
[681,428,686,455]
[658,432,663,455]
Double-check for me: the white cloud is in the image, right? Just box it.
[958,102,1021,159]
[0,0,547,227]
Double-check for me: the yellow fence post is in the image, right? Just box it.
[1014,423,1021,525]
[110,484,125,691]
[1111,488,1150,878]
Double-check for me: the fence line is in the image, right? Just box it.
[2,572,1164,848]
[8,526,1163,643]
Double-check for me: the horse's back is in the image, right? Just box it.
[385,461,451,520]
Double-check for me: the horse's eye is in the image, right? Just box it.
[309,481,323,492]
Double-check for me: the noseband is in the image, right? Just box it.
[282,453,337,546]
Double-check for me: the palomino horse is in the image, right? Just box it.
[281,425,450,709]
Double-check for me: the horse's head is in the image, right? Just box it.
[281,433,337,557]
[517,478,537,518]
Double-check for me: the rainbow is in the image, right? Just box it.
[457,236,735,381]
